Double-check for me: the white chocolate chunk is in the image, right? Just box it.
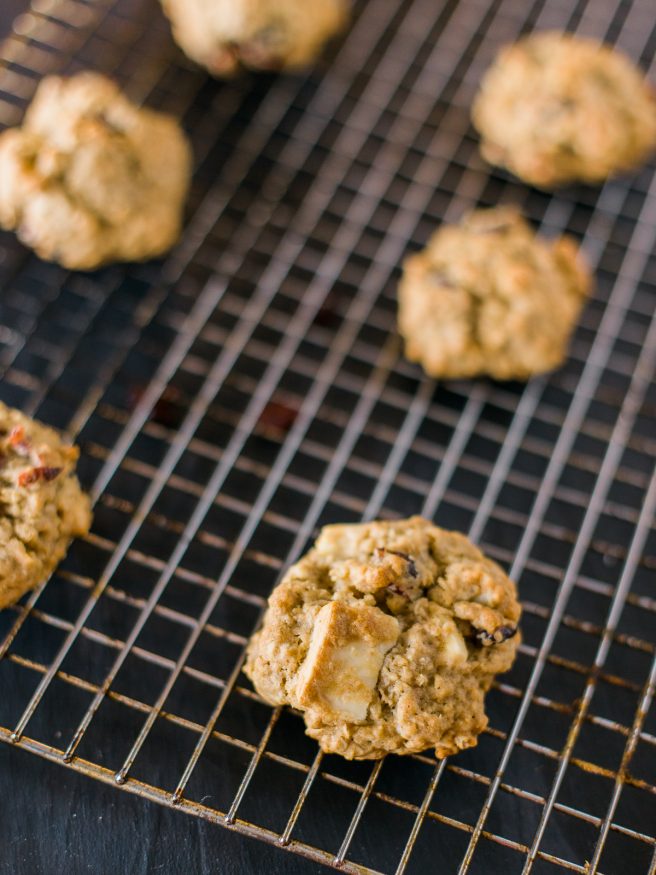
[442,628,468,667]
[294,601,399,722]
[420,601,468,668]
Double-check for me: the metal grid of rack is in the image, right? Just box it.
[0,0,655,872]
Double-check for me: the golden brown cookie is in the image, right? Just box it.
[472,31,656,187]
[245,516,521,760]
[398,207,591,381]
[160,0,349,75]
[0,402,92,610]
[0,72,192,269]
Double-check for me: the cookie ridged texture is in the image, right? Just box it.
[398,207,591,381]
[160,0,348,75]
[0,72,192,270]
[0,402,92,610]
[472,31,656,187]
[245,517,521,760]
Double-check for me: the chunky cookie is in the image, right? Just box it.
[160,0,348,75]
[398,207,591,380]
[472,32,656,187]
[0,403,92,610]
[0,72,192,269]
[245,516,520,760]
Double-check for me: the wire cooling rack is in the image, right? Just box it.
[1,0,655,872]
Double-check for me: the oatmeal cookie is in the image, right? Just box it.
[0,402,92,610]
[0,72,192,269]
[472,31,656,187]
[398,206,591,380]
[160,0,349,76]
[245,516,521,760]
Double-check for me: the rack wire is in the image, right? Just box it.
[1,0,655,871]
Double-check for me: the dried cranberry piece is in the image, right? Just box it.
[18,468,40,487]
[314,291,345,328]
[258,400,298,435]
[40,466,63,482]
[18,465,62,486]
[127,384,185,428]
[8,425,31,456]
[8,425,25,444]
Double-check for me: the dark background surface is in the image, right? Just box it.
[2,0,25,29]
[1,745,330,874]
[0,8,323,875]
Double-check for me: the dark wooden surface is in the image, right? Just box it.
[1,745,332,874]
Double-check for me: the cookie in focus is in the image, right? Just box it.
[245,516,521,760]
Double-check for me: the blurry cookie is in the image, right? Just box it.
[472,31,656,187]
[398,206,591,380]
[160,0,348,75]
[0,72,192,269]
[245,516,520,760]
[0,402,92,610]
